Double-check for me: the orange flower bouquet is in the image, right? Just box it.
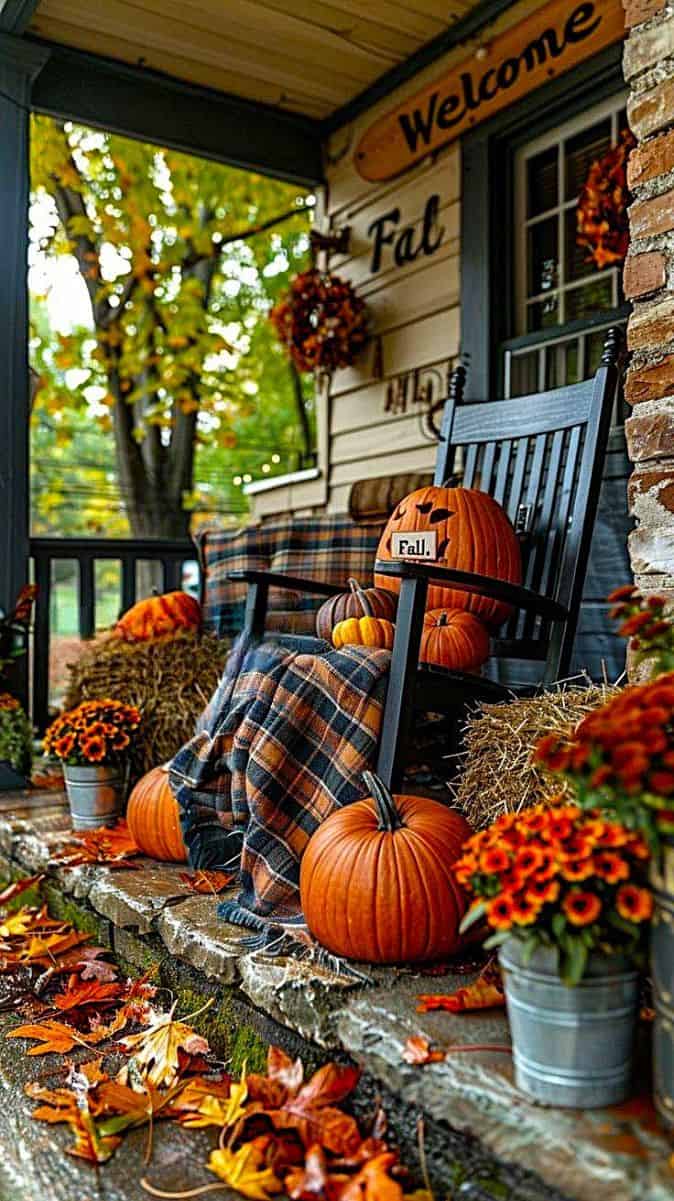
[456,802,652,985]
[534,586,674,844]
[44,699,141,767]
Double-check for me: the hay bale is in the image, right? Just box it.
[453,681,619,829]
[64,631,229,780]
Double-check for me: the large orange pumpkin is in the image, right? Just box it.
[375,486,521,627]
[315,578,397,641]
[419,608,490,672]
[299,772,471,963]
[114,591,201,642]
[126,765,187,862]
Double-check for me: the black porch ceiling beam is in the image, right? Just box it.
[0,0,40,34]
[28,39,324,188]
[322,0,518,134]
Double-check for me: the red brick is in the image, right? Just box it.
[627,129,674,188]
[630,191,674,239]
[623,251,667,298]
[628,463,674,512]
[628,297,674,349]
[625,401,674,457]
[625,356,674,404]
[630,78,674,139]
[623,0,666,27]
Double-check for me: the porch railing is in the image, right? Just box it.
[30,537,196,733]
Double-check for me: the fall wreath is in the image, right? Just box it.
[270,268,368,374]
[576,129,636,270]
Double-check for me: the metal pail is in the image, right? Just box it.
[499,939,638,1108]
[64,763,126,830]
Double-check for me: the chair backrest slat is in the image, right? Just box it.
[436,330,620,679]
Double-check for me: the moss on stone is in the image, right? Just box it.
[230,1024,267,1075]
[41,884,112,945]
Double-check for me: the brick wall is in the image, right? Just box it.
[623,0,674,629]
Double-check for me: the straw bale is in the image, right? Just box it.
[454,681,620,828]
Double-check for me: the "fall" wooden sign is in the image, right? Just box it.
[355,0,625,182]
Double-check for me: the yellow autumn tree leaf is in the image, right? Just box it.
[120,1003,210,1088]
[208,1139,282,1200]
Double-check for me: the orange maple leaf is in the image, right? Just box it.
[52,974,122,1012]
[340,1152,403,1201]
[177,870,234,895]
[417,972,506,1014]
[8,1018,90,1055]
[401,1036,445,1065]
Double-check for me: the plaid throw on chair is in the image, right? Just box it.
[197,515,384,640]
[168,633,390,935]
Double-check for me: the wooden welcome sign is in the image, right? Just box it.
[355,0,625,182]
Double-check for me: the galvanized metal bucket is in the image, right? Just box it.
[650,838,674,1129]
[499,939,639,1108]
[63,763,127,830]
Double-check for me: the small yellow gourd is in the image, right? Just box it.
[332,616,395,650]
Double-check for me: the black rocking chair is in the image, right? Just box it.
[230,327,622,791]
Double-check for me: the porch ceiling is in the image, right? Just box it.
[25,0,489,123]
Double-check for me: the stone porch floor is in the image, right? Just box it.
[0,787,672,1201]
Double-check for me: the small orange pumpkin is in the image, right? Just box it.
[114,591,201,642]
[300,772,471,963]
[332,616,395,650]
[126,765,187,862]
[315,578,397,641]
[419,608,490,672]
[375,485,521,627]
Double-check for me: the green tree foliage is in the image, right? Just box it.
[29,117,314,538]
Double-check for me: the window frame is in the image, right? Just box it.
[460,44,625,400]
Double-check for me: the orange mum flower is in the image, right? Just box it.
[111,730,130,751]
[486,895,514,931]
[53,733,75,758]
[81,736,107,763]
[593,851,629,884]
[563,891,601,926]
[531,848,557,882]
[525,877,560,905]
[510,894,542,926]
[479,848,511,874]
[514,845,546,876]
[454,856,478,886]
[616,884,653,923]
[561,856,595,882]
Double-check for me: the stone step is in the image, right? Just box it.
[0,793,671,1201]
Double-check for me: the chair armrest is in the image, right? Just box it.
[227,569,343,598]
[373,560,568,620]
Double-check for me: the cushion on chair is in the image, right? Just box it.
[197,514,384,639]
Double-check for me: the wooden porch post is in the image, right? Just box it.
[0,34,49,702]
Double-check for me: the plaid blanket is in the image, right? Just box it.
[197,515,384,640]
[168,634,390,932]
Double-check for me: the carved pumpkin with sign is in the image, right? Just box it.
[375,486,521,627]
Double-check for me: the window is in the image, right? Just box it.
[504,93,628,399]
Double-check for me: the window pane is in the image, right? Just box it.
[566,278,613,322]
[527,217,558,297]
[545,339,580,390]
[565,208,601,284]
[527,146,558,217]
[510,351,539,397]
[527,294,559,331]
[564,119,611,201]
